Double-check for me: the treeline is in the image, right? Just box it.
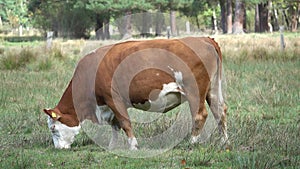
[0,0,299,39]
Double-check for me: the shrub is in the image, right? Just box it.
[50,46,66,60]
[37,57,52,71]
[0,47,4,55]
[0,36,44,42]
[1,48,36,70]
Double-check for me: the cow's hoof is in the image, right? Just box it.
[221,137,231,150]
[129,146,138,150]
[128,137,138,150]
[190,135,200,144]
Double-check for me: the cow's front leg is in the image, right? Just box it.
[128,137,138,150]
[120,118,138,150]
[106,100,138,150]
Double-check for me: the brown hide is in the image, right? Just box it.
[46,37,222,131]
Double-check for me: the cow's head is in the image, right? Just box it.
[43,109,81,149]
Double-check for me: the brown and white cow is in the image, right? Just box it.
[43,37,228,150]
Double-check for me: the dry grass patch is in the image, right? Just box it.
[216,33,299,61]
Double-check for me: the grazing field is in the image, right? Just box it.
[0,34,299,168]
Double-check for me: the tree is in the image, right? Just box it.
[28,0,94,38]
[254,0,272,32]
[220,0,227,33]
[227,0,233,33]
[112,0,152,38]
[152,0,193,36]
[179,0,203,30]
[24,0,300,38]
[289,1,299,32]
[233,0,246,34]
[154,11,165,36]
[84,0,112,40]
[181,0,219,32]
[0,0,10,28]
[132,12,152,36]
[0,0,29,35]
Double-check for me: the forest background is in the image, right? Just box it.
[0,0,299,40]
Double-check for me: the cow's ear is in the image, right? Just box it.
[43,108,61,120]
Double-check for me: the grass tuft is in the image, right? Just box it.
[0,48,36,70]
[37,56,53,71]
[50,47,66,60]
[0,47,4,55]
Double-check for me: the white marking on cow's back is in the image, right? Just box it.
[160,82,185,97]
[132,68,186,112]
[133,81,186,112]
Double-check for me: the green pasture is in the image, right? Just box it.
[0,34,299,168]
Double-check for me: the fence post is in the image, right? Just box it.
[186,21,190,34]
[167,26,171,39]
[47,31,53,50]
[279,26,285,51]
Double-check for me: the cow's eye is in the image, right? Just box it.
[50,125,55,131]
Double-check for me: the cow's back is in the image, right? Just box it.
[94,37,220,107]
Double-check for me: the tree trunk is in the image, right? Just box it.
[142,12,148,35]
[298,3,300,30]
[226,0,233,34]
[141,12,152,37]
[212,9,218,34]
[220,0,227,33]
[291,15,298,32]
[243,3,247,31]
[273,8,279,31]
[233,0,245,34]
[291,3,299,32]
[259,3,269,32]
[155,11,164,36]
[267,1,273,32]
[196,17,200,30]
[170,10,177,36]
[95,14,104,40]
[123,11,132,39]
[104,16,110,40]
[255,4,260,32]
[282,10,290,30]
[0,16,2,28]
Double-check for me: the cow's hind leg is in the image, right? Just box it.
[187,93,208,144]
[190,104,209,144]
[106,99,138,150]
[206,80,228,145]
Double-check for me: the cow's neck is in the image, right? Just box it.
[56,80,79,127]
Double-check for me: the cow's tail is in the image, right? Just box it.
[205,37,229,144]
[207,37,227,105]
[207,37,222,78]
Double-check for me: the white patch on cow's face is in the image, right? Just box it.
[47,117,81,149]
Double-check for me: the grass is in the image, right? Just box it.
[0,34,299,168]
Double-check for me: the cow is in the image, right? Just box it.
[43,37,228,150]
